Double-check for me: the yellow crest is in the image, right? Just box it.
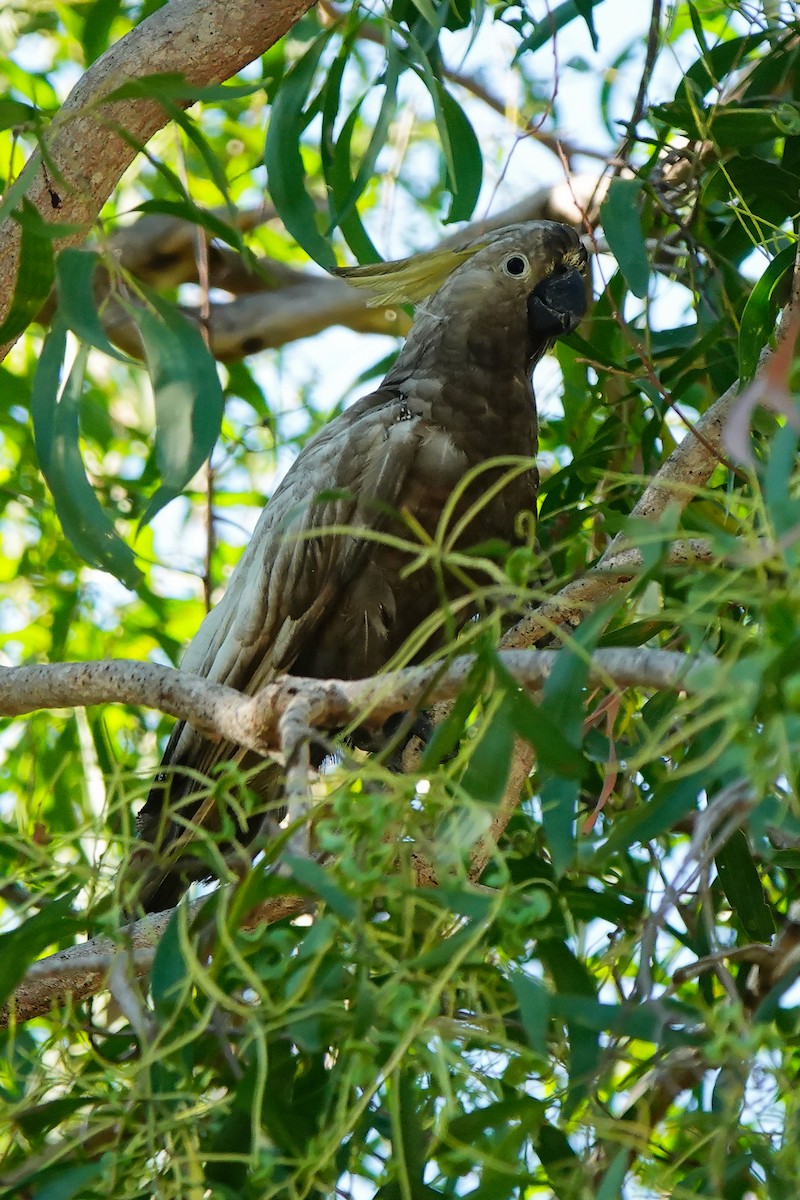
[334,240,490,307]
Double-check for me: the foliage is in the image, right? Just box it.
[1,1,800,1197]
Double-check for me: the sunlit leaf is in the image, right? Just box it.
[738,242,795,384]
[126,293,224,526]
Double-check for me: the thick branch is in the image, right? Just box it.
[0,645,717,751]
[0,0,316,362]
[502,538,714,650]
[103,277,411,361]
[1,891,306,1026]
[1,642,716,1025]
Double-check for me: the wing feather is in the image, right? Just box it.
[139,386,425,836]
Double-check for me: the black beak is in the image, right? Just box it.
[527,267,587,337]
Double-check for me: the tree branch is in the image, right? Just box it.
[1,891,307,1027]
[0,0,316,362]
[102,276,411,361]
[0,639,719,1025]
[0,644,717,752]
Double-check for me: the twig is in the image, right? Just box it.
[635,779,757,1000]
[615,0,663,169]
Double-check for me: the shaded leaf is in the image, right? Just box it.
[600,178,650,298]
[715,829,775,941]
[285,856,357,920]
[0,202,55,343]
[461,692,516,805]
[31,322,143,587]
[55,249,133,362]
[264,32,337,270]
[511,972,550,1056]
[435,84,483,223]
[151,907,189,1018]
[0,890,83,1007]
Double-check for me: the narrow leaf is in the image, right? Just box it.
[512,972,550,1055]
[285,855,357,919]
[0,891,82,1006]
[151,908,189,1017]
[436,85,483,223]
[461,692,516,805]
[596,1148,628,1200]
[573,0,599,50]
[738,242,795,385]
[715,829,775,941]
[32,322,143,587]
[264,33,337,270]
[0,201,55,342]
[600,178,650,298]
[55,248,133,362]
[127,294,224,527]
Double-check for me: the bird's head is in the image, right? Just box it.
[337,220,589,370]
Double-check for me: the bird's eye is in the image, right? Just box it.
[502,254,529,278]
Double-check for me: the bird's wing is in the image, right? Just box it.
[146,386,428,797]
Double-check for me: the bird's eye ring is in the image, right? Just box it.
[502,253,529,278]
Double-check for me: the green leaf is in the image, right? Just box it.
[14,1097,94,1140]
[683,32,767,97]
[28,1159,110,1200]
[763,422,800,538]
[406,0,441,28]
[151,907,189,1018]
[80,0,123,63]
[0,201,55,343]
[133,198,249,258]
[326,99,382,264]
[596,1148,629,1200]
[0,99,38,129]
[511,972,550,1055]
[284,856,357,920]
[552,994,673,1043]
[573,0,599,50]
[715,829,775,941]
[447,1096,544,1143]
[435,85,483,223]
[738,242,795,384]
[327,54,400,246]
[600,178,650,298]
[540,776,581,878]
[104,72,264,104]
[0,891,83,1007]
[514,0,596,60]
[752,960,800,1025]
[127,294,224,526]
[422,653,490,768]
[596,769,706,863]
[31,321,143,587]
[264,32,337,270]
[531,603,616,873]
[534,1123,583,1200]
[55,249,133,362]
[539,939,600,1113]
[461,692,517,805]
